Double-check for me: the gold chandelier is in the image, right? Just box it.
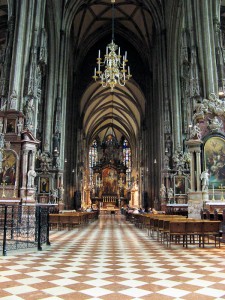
[92,0,132,91]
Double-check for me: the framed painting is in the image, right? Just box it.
[6,119,16,133]
[174,175,186,195]
[39,177,50,194]
[0,150,17,185]
[102,167,118,195]
[204,136,225,189]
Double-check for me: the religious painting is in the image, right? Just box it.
[174,175,186,195]
[0,150,17,185]
[102,167,118,195]
[6,119,16,133]
[39,177,50,194]
[204,136,225,188]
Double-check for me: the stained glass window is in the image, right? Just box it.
[89,139,98,186]
[123,139,131,187]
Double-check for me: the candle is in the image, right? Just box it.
[98,50,101,58]
[212,184,215,201]
[94,68,96,76]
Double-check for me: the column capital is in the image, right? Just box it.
[185,139,203,153]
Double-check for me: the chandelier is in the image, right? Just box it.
[93,0,132,91]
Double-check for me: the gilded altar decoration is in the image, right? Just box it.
[204,136,225,188]
[39,177,50,194]
[102,167,118,195]
[174,176,186,195]
[0,150,16,185]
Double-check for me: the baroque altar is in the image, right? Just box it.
[90,133,129,208]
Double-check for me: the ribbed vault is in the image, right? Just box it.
[80,80,145,148]
[66,0,159,150]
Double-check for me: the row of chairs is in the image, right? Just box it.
[129,213,221,248]
[49,211,99,230]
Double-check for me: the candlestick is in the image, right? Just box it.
[212,184,215,201]
[221,184,224,201]
[13,186,17,198]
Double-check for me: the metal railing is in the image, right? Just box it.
[0,204,56,256]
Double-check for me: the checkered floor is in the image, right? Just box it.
[1,214,225,300]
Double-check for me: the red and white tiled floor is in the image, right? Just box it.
[1,214,225,300]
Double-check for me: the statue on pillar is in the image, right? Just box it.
[159,184,166,199]
[168,187,174,203]
[27,169,37,188]
[200,170,209,191]
[190,123,201,140]
[51,188,58,203]
[23,98,35,130]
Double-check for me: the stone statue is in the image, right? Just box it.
[200,170,209,191]
[168,187,173,199]
[17,120,23,136]
[58,186,64,201]
[24,98,34,128]
[160,184,166,198]
[193,101,205,121]
[37,151,52,173]
[51,189,58,203]
[27,169,36,188]
[207,116,223,132]
[190,123,201,140]
[168,188,173,203]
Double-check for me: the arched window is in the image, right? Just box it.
[123,139,131,187]
[89,139,98,186]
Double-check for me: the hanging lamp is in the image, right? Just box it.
[93,0,132,91]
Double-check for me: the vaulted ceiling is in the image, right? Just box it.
[71,0,155,147]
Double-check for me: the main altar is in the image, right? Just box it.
[91,158,129,208]
[89,134,129,209]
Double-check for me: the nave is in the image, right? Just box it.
[1,215,225,300]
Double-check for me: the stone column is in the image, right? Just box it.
[194,0,218,96]
[190,151,195,191]
[8,1,33,110]
[20,149,29,198]
[196,150,202,191]
[185,139,204,219]
[20,131,40,203]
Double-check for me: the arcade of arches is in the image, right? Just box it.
[1,0,225,218]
